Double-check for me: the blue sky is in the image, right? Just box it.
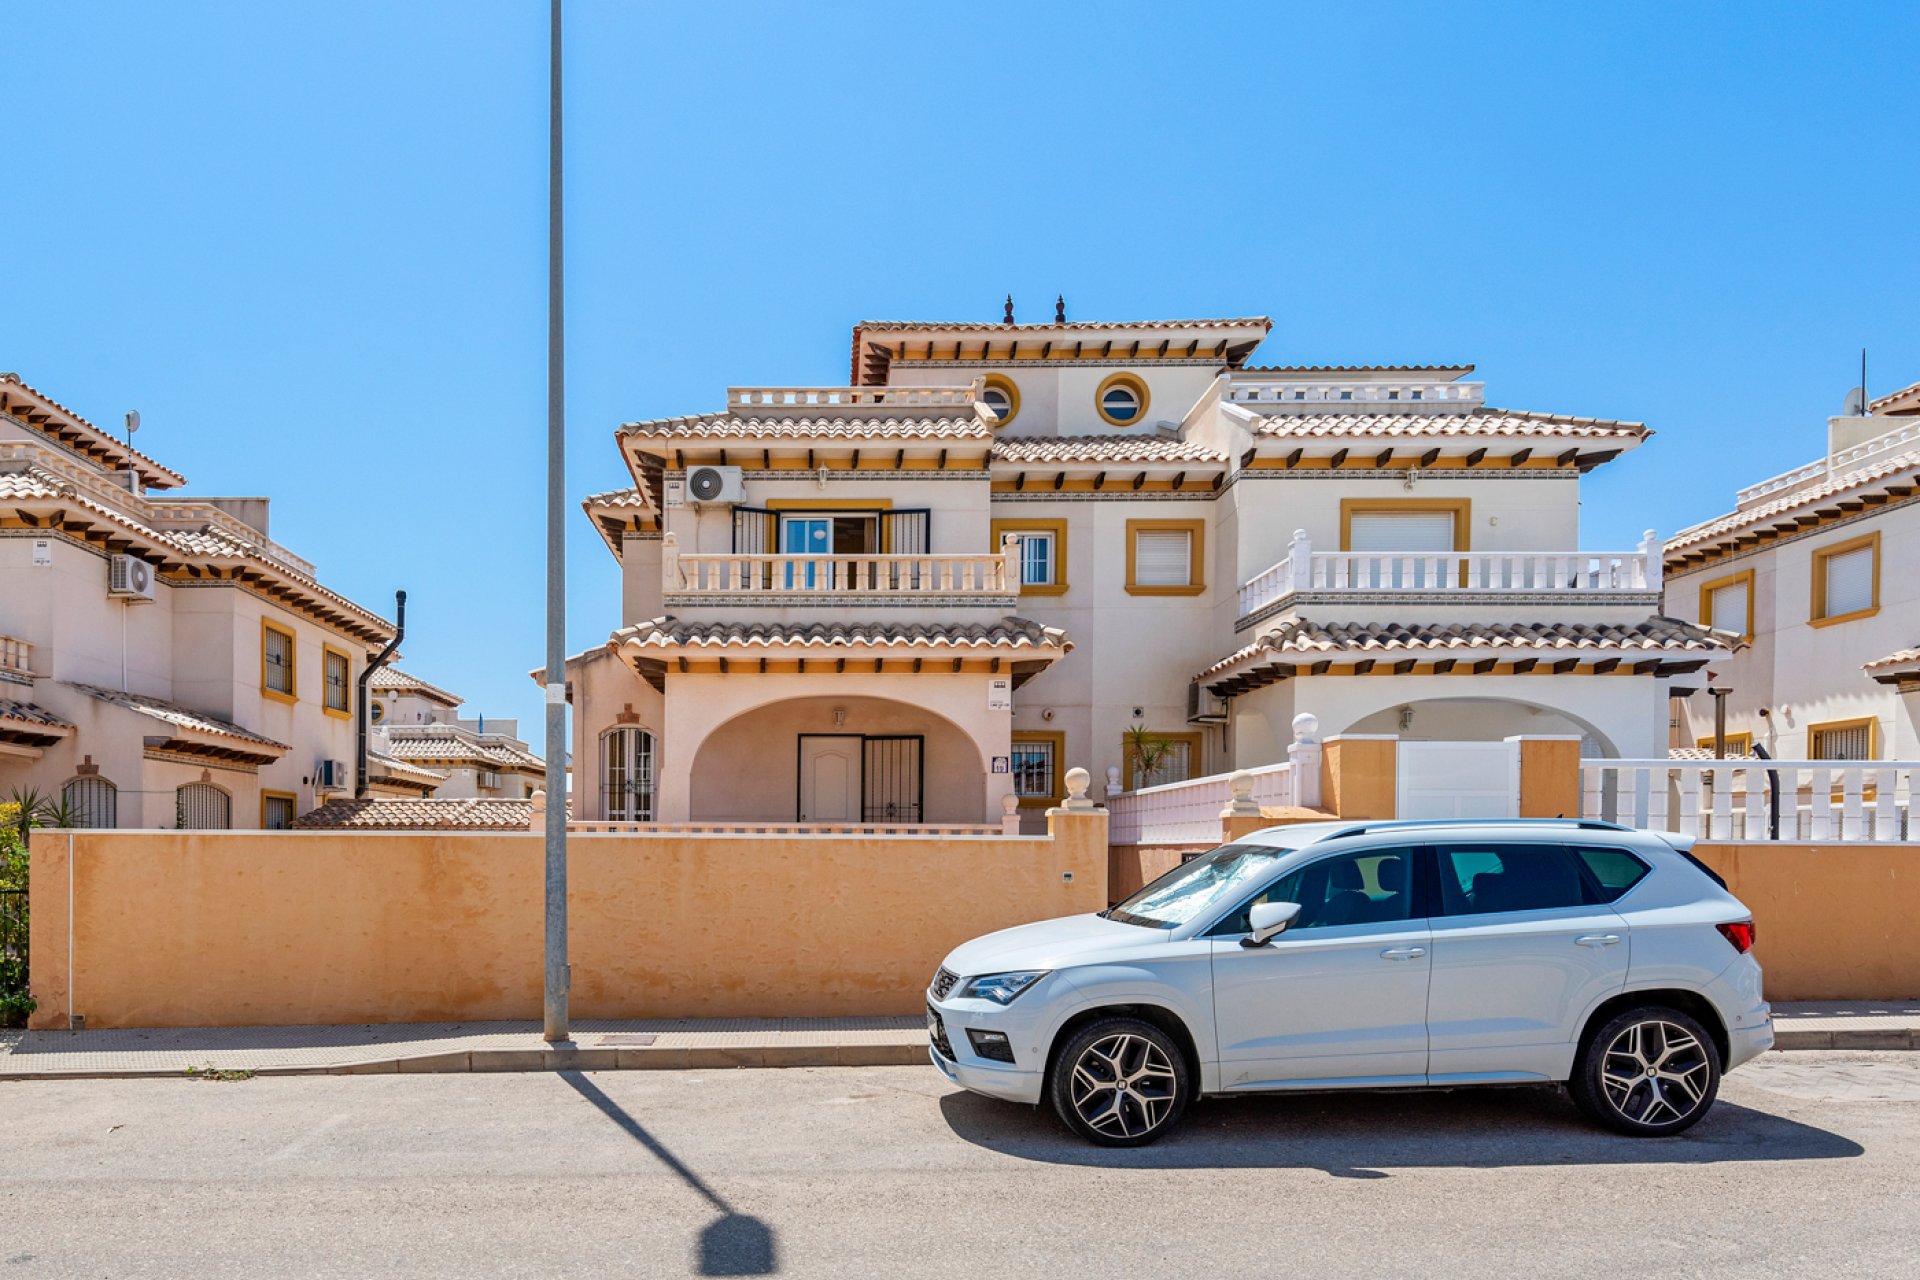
[6,2,1918,735]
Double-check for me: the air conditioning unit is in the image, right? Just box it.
[1187,682,1228,725]
[316,759,349,789]
[107,554,157,603]
[685,465,745,505]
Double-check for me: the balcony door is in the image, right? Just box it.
[1346,508,1458,588]
[778,514,878,589]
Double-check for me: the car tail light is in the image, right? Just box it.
[1716,920,1756,954]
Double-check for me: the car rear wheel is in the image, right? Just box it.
[1047,1016,1191,1147]
[1569,1005,1721,1136]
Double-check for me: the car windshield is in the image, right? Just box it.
[1106,842,1298,929]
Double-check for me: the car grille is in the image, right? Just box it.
[930,967,959,1001]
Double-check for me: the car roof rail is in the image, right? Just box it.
[1312,817,1632,843]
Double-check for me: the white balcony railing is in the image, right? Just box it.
[726,383,981,412]
[1734,418,1920,509]
[1107,763,1295,847]
[1581,758,1919,843]
[0,635,32,680]
[1238,531,1664,618]
[663,534,1019,599]
[1225,381,1485,408]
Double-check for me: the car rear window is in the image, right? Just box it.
[1572,846,1651,902]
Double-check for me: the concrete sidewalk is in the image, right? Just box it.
[2,1001,1915,1080]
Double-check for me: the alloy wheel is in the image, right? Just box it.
[1067,1032,1178,1140]
[1599,1019,1713,1127]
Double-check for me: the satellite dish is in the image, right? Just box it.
[125,410,141,433]
[1842,386,1868,415]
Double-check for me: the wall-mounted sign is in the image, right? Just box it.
[31,539,52,566]
[986,677,1012,711]
[663,478,687,509]
[991,756,1010,774]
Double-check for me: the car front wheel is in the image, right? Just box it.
[1047,1016,1191,1147]
[1569,1005,1722,1136]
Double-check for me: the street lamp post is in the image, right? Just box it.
[543,0,570,1043]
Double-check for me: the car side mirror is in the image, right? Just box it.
[1241,900,1302,948]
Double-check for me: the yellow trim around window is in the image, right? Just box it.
[763,498,896,511]
[992,518,1068,596]
[982,374,1021,429]
[1095,372,1151,427]
[1694,732,1754,756]
[1124,518,1206,596]
[1806,716,1878,761]
[1697,568,1755,640]
[260,618,297,704]
[1338,497,1473,551]
[1011,730,1067,808]
[321,644,353,719]
[1810,531,1880,627]
[1120,730,1204,790]
[260,790,299,829]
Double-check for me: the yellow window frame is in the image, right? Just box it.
[1810,531,1880,627]
[261,618,298,704]
[1011,730,1067,808]
[1125,519,1206,597]
[992,518,1068,596]
[260,790,299,830]
[321,644,353,719]
[1095,372,1151,427]
[1694,732,1754,756]
[1806,716,1878,762]
[1696,568,1755,640]
[1120,730,1204,790]
[1338,497,1473,551]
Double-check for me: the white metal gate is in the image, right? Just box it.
[1395,741,1516,820]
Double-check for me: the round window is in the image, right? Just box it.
[1096,373,1149,427]
[981,376,1020,427]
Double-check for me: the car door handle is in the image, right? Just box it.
[1380,947,1426,960]
[1575,934,1623,947]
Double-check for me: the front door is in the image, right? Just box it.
[1424,841,1631,1081]
[1207,846,1430,1088]
[798,735,862,822]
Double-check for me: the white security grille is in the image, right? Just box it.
[1011,740,1056,799]
[1133,530,1192,587]
[1135,740,1191,790]
[603,727,656,821]
[1810,722,1873,762]
[261,794,295,830]
[176,783,231,830]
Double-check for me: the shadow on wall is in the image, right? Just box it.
[937,1084,1862,1175]
[562,1071,778,1276]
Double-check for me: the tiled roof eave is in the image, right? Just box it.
[611,616,1073,656]
[1665,450,1920,559]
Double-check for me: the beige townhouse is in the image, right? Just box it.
[1666,376,1920,762]
[566,305,1733,829]
[0,373,396,827]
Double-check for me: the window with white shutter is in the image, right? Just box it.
[1134,531,1191,586]
[1705,576,1751,636]
[1125,521,1203,595]
[1815,539,1876,621]
[1809,720,1874,761]
[1347,512,1458,553]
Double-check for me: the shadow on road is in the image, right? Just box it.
[561,1070,778,1276]
[939,1083,1863,1176]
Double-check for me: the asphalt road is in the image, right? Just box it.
[5,1052,1918,1279]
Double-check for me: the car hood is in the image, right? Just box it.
[941,913,1165,977]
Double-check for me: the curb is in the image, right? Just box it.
[1771,1027,1919,1051]
[0,1041,928,1082]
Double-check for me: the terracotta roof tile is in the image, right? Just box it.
[63,681,287,751]
[293,798,534,831]
[1864,647,1920,674]
[990,436,1228,465]
[1248,408,1649,441]
[583,486,649,509]
[366,751,450,786]
[614,615,1071,653]
[1666,447,1920,557]
[855,317,1271,334]
[381,734,546,770]
[367,666,463,705]
[0,372,188,489]
[1197,616,1735,682]
[0,699,72,731]
[0,465,70,500]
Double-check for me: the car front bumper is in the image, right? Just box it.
[926,989,1055,1106]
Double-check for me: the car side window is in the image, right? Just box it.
[1208,847,1415,937]
[1434,842,1591,916]
[1571,845,1650,902]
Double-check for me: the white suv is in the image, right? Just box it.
[928,819,1771,1146]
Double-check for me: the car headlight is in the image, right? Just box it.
[959,970,1049,1005]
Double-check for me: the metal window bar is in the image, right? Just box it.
[175,783,231,830]
[601,727,656,822]
[862,735,924,823]
[62,776,117,829]
[1011,743,1055,798]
